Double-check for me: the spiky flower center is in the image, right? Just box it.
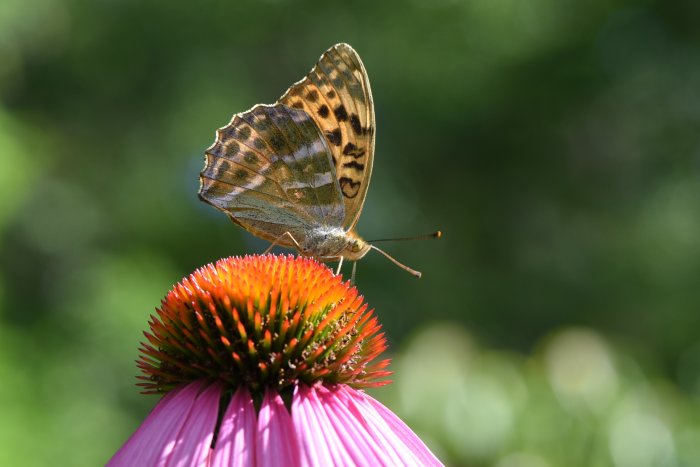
[137,255,390,396]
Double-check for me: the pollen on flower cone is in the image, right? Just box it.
[137,254,390,394]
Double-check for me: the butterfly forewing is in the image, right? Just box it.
[199,104,345,246]
[278,43,375,231]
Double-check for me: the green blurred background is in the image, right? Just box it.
[1,0,699,465]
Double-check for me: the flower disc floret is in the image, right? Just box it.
[137,255,390,395]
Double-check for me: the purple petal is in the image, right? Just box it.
[211,387,257,467]
[108,381,220,467]
[293,384,343,465]
[109,381,441,467]
[294,384,391,466]
[167,382,221,466]
[256,389,300,467]
[317,385,399,464]
[338,386,444,467]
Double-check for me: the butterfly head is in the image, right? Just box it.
[342,233,371,261]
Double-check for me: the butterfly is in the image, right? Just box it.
[199,43,436,278]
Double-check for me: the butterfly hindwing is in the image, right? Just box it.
[278,43,375,231]
[199,104,345,245]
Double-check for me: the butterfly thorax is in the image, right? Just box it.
[302,227,370,261]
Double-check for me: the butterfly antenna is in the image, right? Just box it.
[369,245,422,278]
[368,230,442,243]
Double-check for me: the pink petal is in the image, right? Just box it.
[108,381,220,467]
[317,385,399,465]
[211,387,257,467]
[293,384,389,466]
[292,385,342,466]
[256,388,300,467]
[110,381,441,467]
[338,386,443,467]
[167,382,221,466]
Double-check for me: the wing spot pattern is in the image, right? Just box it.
[224,141,240,157]
[269,133,286,151]
[339,177,361,198]
[253,138,266,150]
[349,114,363,135]
[334,104,348,121]
[342,161,365,171]
[326,128,342,146]
[218,160,231,174]
[306,90,319,102]
[342,142,365,158]
[237,126,252,140]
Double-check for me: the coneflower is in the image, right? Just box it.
[108,254,442,466]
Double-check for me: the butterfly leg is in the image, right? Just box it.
[350,261,357,285]
[263,231,302,255]
[335,256,344,276]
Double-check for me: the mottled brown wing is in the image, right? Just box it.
[199,104,345,247]
[278,43,375,231]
